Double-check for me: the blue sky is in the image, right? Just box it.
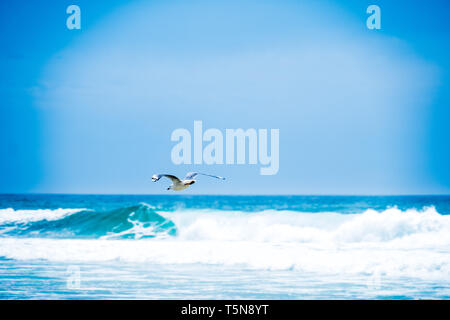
[1,0,449,194]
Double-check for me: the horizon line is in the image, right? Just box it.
[1,193,450,197]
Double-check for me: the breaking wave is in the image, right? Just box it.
[1,205,449,278]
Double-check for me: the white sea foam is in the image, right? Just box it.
[0,208,85,224]
[0,206,449,281]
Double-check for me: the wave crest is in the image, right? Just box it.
[0,204,176,239]
[163,206,449,244]
[0,208,84,224]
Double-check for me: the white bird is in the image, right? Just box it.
[152,172,226,191]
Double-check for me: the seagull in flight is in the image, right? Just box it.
[152,172,226,191]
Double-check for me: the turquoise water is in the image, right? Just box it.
[1,194,450,299]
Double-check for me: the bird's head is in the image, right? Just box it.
[186,180,196,185]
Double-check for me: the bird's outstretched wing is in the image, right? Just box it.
[152,174,181,183]
[185,172,226,180]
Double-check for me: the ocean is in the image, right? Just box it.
[0,194,449,299]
